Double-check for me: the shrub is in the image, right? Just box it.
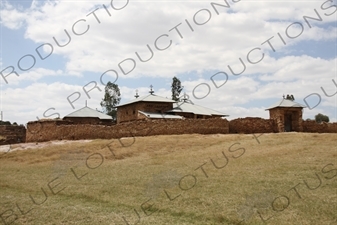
[0,121,11,125]
[315,113,329,123]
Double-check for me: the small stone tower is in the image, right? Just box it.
[266,95,306,132]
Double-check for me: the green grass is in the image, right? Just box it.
[0,133,336,225]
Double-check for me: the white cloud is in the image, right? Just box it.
[5,68,72,85]
[1,81,101,124]
[0,2,27,29]
[0,0,336,124]
[258,56,336,82]
[1,0,336,79]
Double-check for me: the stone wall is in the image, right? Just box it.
[269,107,303,132]
[116,104,138,123]
[26,118,229,143]
[0,125,26,145]
[302,121,337,133]
[228,117,337,134]
[24,117,337,143]
[229,117,277,134]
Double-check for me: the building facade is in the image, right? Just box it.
[116,94,176,123]
[116,92,228,123]
[266,96,306,132]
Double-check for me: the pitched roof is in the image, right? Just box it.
[167,101,229,117]
[63,106,112,120]
[116,94,175,107]
[138,111,183,119]
[266,99,306,110]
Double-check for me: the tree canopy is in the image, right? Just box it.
[0,121,11,125]
[100,82,121,121]
[171,76,183,101]
[315,113,329,123]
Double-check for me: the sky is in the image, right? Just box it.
[0,0,336,125]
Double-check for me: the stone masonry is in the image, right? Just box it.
[268,107,304,132]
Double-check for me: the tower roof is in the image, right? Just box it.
[266,98,306,110]
[116,94,175,107]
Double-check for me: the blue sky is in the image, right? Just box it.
[0,0,336,125]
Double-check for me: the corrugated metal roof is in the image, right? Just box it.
[138,111,183,119]
[168,102,229,117]
[266,99,306,110]
[63,106,112,120]
[116,94,175,107]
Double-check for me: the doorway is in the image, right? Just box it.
[284,113,292,132]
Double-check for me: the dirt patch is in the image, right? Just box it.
[0,139,93,153]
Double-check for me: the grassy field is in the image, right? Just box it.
[0,133,336,225]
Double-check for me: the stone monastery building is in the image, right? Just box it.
[116,89,228,124]
[61,88,307,133]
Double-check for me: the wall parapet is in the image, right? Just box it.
[302,121,337,133]
[26,118,229,143]
[229,117,277,134]
[24,117,337,143]
[0,125,26,145]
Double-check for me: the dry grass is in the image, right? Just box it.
[0,133,336,225]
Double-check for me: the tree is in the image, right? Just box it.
[315,113,329,123]
[0,121,11,125]
[171,76,183,101]
[100,82,121,121]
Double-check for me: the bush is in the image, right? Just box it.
[0,121,11,125]
[315,113,329,123]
